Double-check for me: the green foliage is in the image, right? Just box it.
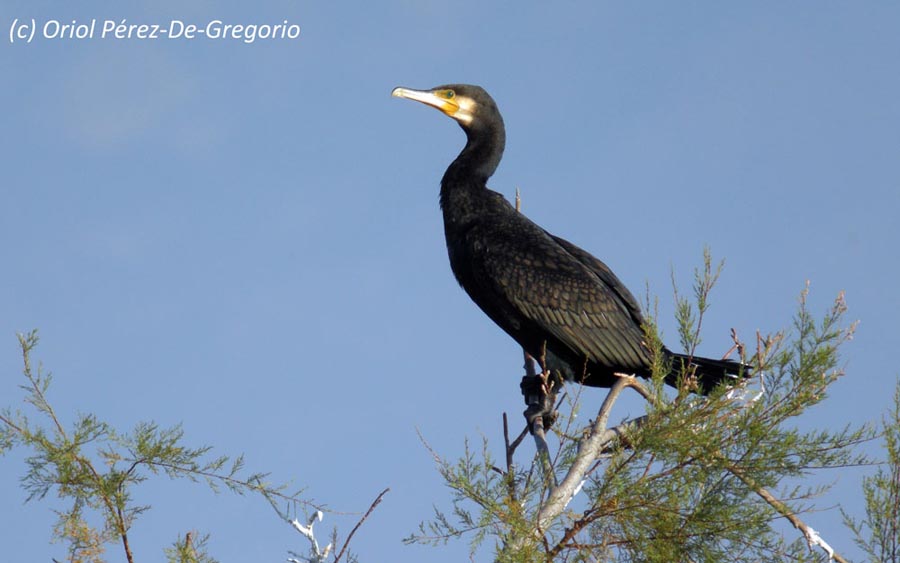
[408,254,872,562]
[843,379,900,563]
[407,436,542,559]
[672,246,723,357]
[165,532,219,563]
[0,330,306,563]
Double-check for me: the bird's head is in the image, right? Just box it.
[393,83,506,180]
[391,84,501,132]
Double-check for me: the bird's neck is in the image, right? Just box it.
[440,125,506,213]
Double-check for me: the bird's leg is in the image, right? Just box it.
[520,360,560,487]
[520,369,561,433]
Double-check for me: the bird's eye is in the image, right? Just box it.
[442,90,455,99]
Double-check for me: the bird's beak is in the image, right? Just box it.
[392,87,460,118]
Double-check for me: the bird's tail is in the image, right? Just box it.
[666,352,749,394]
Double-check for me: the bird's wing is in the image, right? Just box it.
[472,217,648,370]
[546,233,644,327]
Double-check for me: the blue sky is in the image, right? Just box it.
[2,2,899,561]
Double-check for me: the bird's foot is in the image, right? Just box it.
[520,371,560,432]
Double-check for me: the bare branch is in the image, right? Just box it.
[728,464,847,563]
[333,488,389,563]
[288,510,331,563]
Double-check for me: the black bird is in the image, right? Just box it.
[392,84,743,395]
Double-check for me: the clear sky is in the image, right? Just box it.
[2,2,899,561]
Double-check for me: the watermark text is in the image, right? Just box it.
[9,18,301,44]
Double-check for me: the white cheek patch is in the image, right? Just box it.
[455,98,476,125]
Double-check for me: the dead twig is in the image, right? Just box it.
[333,488,389,563]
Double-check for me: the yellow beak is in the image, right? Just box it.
[392,87,460,117]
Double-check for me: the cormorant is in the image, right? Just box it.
[392,84,744,394]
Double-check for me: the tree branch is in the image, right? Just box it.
[727,464,846,562]
[537,375,632,533]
